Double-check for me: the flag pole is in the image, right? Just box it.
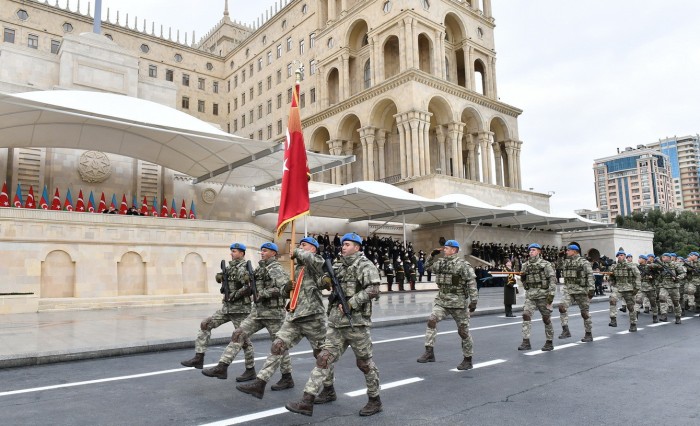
[290,220,296,280]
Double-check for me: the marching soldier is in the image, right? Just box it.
[649,253,686,323]
[684,252,700,313]
[635,255,658,323]
[200,242,292,384]
[285,232,383,417]
[558,243,595,342]
[417,240,478,370]
[517,243,557,351]
[608,250,641,331]
[237,237,330,399]
[180,242,256,381]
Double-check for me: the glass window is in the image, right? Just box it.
[234,98,238,110]
[277,94,282,109]
[258,58,263,71]
[233,119,238,132]
[258,81,262,95]
[327,38,334,48]
[198,78,205,90]
[267,51,272,64]
[302,4,308,14]
[213,81,219,93]
[148,65,157,78]
[300,93,305,108]
[249,63,254,76]
[213,103,219,116]
[4,28,16,43]
[267,125,272,139]
[249,110,253,123]
[287,63,293,77]
[267,99,272,114]
[262,35,267,44]
[310,33,316,48]
[174,53,183,62]
[206,62,213,71]
[27,34,38,49]
[286,37,292,51]
[62,22,73,33]
[227,102,230,114]
[383,1,391,13]
[277,120,283,135]
[104,33,113,40]
[258,130,263,140]
[299,39,305,55]
[277,44,282,58]
[242,70,246,82]
[234,75,238,87]
[17,10,29,20]
[182,74,190,86]
[242,115,246,128]
[182,96,189,109]
[227,80,231,92]
[198,100,205,113]
[258,105,263,119]
[310,60,316,75]
[249,87,254,99]
[165,69,174,82]
[242,93,245,105]
[287,88,293,103]
[50,39,60,54]
[140,44,150,53]
[267,76,272,89]
[421,0,430,10]
[363,60,371,89]
[310,88,316,103]
[276,69,282,84]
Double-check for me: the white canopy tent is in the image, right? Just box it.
[0,91,350,188]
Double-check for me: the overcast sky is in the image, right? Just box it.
[83,1,700,214]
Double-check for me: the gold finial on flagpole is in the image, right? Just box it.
[293,60,304,84]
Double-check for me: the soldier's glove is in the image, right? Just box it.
[238,286,251,298]
[219,285,225,295]
[215,273,223,284]
[282,280,294,294]
[588,290,595,299]
[431,249,441,257]
[468,301,477,312]
[321,275,333,290]
[546,294,554,305]
[520,273,527,283]
[269,288,281,297]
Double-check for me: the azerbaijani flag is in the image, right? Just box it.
[39,186,49,209]
[13,184,23,208]
[189,200,196,219]
[170,198,177,218]
[87,191,96,213]
[64,188,74,211]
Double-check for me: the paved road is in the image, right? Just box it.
[2,308,699,426]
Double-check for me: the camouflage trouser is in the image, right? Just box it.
[522,298,553,340]
[303,325,380,398]
[196,309,255,369]
[659,287,681,317]
[610,291,637,324]
[635,290,657,316]
[608,287,619,318]
[559,293,592,333]
[257,314,327,382]
[686,281,699,309]
[657,288,669,315]
[219,316,291,374]
[424,304,473,357]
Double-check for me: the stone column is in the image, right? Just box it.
[433,29,441,76]
[514,140,523,189]
[328,0,336,22]
[436,125,446,175]
[359,126,377,181]
[341,0,348,15]
[344,141,354,184]
[399,20,407,71]
[473,0,481,13]
[466,46,474,91]
[456,124,464,178]
[490,56,498,100]
[341,54,350,99]
[420,112,432,174]
[492,141,503,186]
[483,0,492,18]
[465,133,477,181]
[327,140,344,184]
[478,132,490,184]
[360,139,368,180]
[370,36,377,86]
[394,113,407,178]
[408,112,421,177]
[409,18,417,70]
[376,129,387,180]
[447,122,465,178]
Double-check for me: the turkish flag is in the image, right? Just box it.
[119,194,128,214]
[98,192,106,212]
[51,188,62,210]
[25,185,36,209]
[275,81,310,238]
[75,189,86,212]
[178,199,187,218]
[140,196,149,215]
[160,197,169,217]
[0,182,10,207]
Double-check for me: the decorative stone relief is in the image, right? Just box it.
[202,188,217,204]
[78,151,112,183]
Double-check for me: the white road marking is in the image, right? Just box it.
[344,377,423,397]
[647,322,668,327]
[197,407,288,426]
[449,358,507,372]
[524,343,578,355]
[592,336,610,342]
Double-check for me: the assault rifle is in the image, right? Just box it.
[653,258,676,279]
[220,259,231,301]
[683,261,700,275]
[246,260,258,303]
[324,258,354,330]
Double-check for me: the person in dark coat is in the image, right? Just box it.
[504,260,517,317]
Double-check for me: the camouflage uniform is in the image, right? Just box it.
[635,262,658,322]
[559,254,595,340]
[649,259,686,321]
[685,259,700,312]
[609,260,641,329]
[520,255,557,342]
[255,248,328,383]
[218,257,291,371]
[422,252,478,359]
[188,259,255,369]
[303,253,381,398]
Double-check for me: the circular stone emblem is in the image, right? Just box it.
[202,188,217,204]
[78,151,112,183]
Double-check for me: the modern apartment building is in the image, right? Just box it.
[593,147,675,222]
[646,135,700,212]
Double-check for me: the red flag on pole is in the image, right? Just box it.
[25,185,36,209]
[75,189,86,212]
[98,192,106,212]
[140,196,149,215]
[160,197,169,217]
[275,75,310,238]
[151,196,158,217]
[119,194,128,214]
[0,182,10,207]
[179,199,187,218]
[51,188,62,210]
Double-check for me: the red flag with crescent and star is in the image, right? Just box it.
[0,182,10,207]
[275,79,310,238]
[25,185,36,209]
[75,189,86,212]
[51,188,62,210]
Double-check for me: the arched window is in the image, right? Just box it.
[363,60,371,89]
[445,57,450,81]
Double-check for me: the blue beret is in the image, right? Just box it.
[300,236,319,249]
[341,232,362,245]
[567,244,580,251]
[638,255,648,260]
[690,252,700,257]
[444,239,460,249]
[669,253,677,257]
[626,253,633,257]
[662,252,672,257]
[261,242,279,252]
[647,253,655,258]
[615,250,626,256]
[528,243,542,250]
[230,242,246,251]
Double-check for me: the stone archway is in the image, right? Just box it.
[117,251,146,296]
[182,252,206,294]
[41,250,75,298]
[427,97,455,177]
[461,107,485,182]
[337,114,363,183]
[369,99,400,182]
[309,126,332,183]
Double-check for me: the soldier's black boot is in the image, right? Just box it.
[517,338,531,350]
[180,352,204,369]
[285,392,315,416]
[541,340,554,351]
[581,332,593,343]
[236,378,267,399]
[202,362,228,379]
[270,373,295,391]
[416,346,435,363]
[608,317,617,327]
[619,306,627,313]
[652,315,659,323]
[314,385,337,404]
[359,396,383,416]
[558,325,571,339]
[235,367,256,382]
[629,323,637,332]
[675,316,682,324]
[659,314,668,322]
[644,307,650,314]
[457,356,473,370]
